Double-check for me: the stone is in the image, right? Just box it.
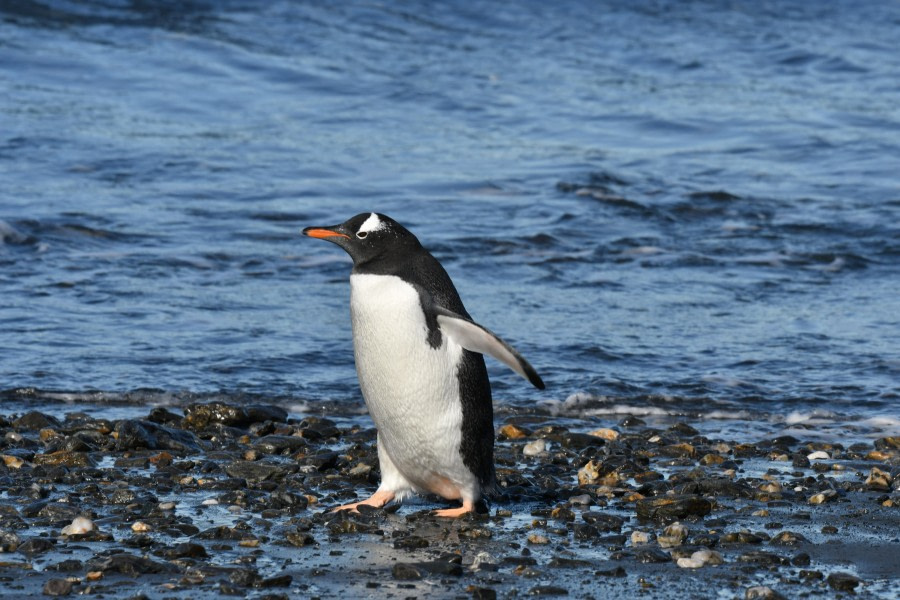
[13,411,61,430]
[657,522,688,548]
[770,531,808,546]
[826,572,861,591]
[808,489,838,505]
[252,435,307,454]
[224,461,286,482]
[635,495,712,523]
[183,402,287,429]
[0,529,21,552]
[588,428,619,440]
[498,424,530,440]
[87,553,177,576]
[60,516,94,536]
[16,537,55,556]
[42,579,74,596]
[745,586,787,600]
[864,467,891,491]
[114,419,201,453]
[581,512,623,532]
[393,536,429,550]
[33,451,95,468]
[523,439,548,456]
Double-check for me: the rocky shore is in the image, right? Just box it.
[0,398,897,599]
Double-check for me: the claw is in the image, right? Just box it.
[331,489,395,513]
[433,499,475,518]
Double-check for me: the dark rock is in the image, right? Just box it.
[393,535,429,550]
[259,575,292,588]
[745,587,787,600]
[42,578,73,596]
[147,407,182,424]
[16,537,55,556]
[737,551,786,566]
[88,553,177,576]
[791,553,811,567]
[635,495,712,523]
[224,461,286,482]
[770,531,808,546]
[392,563,423,580]
[36,503,78,522]
[501,556,538,566]
[115,420,201,453]
[253,435,307,454]
[573,524,599,540]
[674,478,753,498]
[547,557,592,568]
[46,559,83,572]
[874,437,899,450]
[13,411,61,430]
[229,567,261,587]
[285,531,315,547]
[33,451,95,468]
[302,451,338,471]
[528,585,568,595]
[183,403,287,430]
[722,531,765,544]
[195,526,257,542]
[595,566,627,577]
[158,542,208,559]
[581,512,623,531]
[691,533,719,547]
[471,588,497,600]
[634,547,671,563]
[0,529,20,552]
[826,572,861,591]
[619,415,645,427]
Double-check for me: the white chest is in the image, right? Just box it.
[349,273,465,478]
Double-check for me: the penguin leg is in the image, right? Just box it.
[433,499,476,518]
[331,489,395,513]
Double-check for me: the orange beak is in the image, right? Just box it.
[303,227,350,240]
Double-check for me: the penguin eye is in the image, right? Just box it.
[356,231,368,239]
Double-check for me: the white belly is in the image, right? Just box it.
[349,273,473,497]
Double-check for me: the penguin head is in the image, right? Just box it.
[303,213,419,265]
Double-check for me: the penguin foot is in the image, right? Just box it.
[331,489,395,513]
[433,499,475,518]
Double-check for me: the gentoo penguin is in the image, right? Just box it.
[303,213,544,517]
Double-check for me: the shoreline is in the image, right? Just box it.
[0,400,897,599]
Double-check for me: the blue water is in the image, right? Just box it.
[1,1,898,437]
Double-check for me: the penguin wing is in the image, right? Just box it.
[434,307,545,390]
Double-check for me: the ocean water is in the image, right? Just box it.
[1,0,898,439]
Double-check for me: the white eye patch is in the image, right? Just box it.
[358,213,386,236]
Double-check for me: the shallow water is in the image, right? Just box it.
[1,1,898,436]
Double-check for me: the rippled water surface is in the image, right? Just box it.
[1,1,898,435]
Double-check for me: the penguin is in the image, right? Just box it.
[303,213,544,517]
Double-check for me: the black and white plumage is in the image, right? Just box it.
[303,213,544,517]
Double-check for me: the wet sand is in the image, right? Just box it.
[0,399,897,599]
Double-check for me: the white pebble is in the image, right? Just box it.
[807,451,829,460]
[522,439,548,456]
[61,516,94,536]
[201,498,219,506]
[677,549,723,569]
[227,505,243,513]
[631,530,651,545]
[158,501,176,511]
[677,556,703,569]
[131,521,151,533]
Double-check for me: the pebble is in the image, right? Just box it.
[745,586,787,600]
[676,549,723,568]
[826,572,861,591]
[522,439,548,456]
[60,516,94,536]
[657,522,688,548]
[587,428,619,440]
[630,531,651,545]
[42,578,74,597]
[864,467,891,491]
[806,450,829,460]
[808,489,838,505]
[130,521,151,533]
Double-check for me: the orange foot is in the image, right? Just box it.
[433,499,475,518]
[331,489,395,514]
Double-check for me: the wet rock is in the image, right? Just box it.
[737,551,786,567]
[745,586,787,600]
[864,467,891,491]
[183,402,287,429]
[196,526,258,542]
[770,531,808,546]
[229,567,261,587]
[13,411,61,430]
[392,559,462,579]
[87,553,177,576]
[0,529,21,552]
[528,585,568,596]
[224,461,286,482]
[581,512,623,532]
[721,531,764,545]
[253,435,307,454]
[657,522,688,548]
[635,495,712,523]
[46,559,83,572]
[35,503,79,523]
[676,549,723,568]
[808,489,838,504]
[874,436,900,450]
[826,572,861,591]
[630,530,651,545]
[498,424,530,440]
[595,566,626,577]
[42,578,74,596]
[658,443,696,458]
[115,420,201,453]
[393,535,429,550]
[33,451,95,468]
[547,557,592,568]
[588,428,619,440]
[634,547,670,563]
[471,588,497,600]
[158,542,208,559]
[16,537,55,556]
[618,416,645,427]
[791,552,811,566]
[674,477,753,498]
[60,516,94,536]
[522,439,548,456]
[285,531,315,547]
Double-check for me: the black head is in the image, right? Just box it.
[302,213,421,267]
